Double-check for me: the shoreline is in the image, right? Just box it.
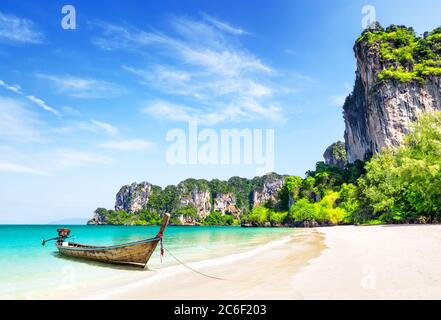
[96,230,324,300]
[44,224,441,299]
[51,229,323,300]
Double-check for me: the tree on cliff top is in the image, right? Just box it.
[357,24,441,83]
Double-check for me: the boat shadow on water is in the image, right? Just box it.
[50,251,156,272]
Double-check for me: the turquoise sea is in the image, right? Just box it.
[0,225,295,299]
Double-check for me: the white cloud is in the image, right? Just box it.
[201,13,248,35]
[142,100,221,124]
[92,15,301,124]
[26,95,58,115]
[52,119,119,137]
[90,119,118,135]
[142,99,282,125]
[62,106,81,116]
[0,97,43,142]
[35,74,126,99]
[180,46,272,76]
[0,162,49,176]
[0,12,44,44]
[98,139,154,151]
[0,79,59,115]
[0,80,22,93]
[46,150,112,170]
[0,146,113,176]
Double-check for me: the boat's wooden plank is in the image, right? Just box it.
[54,213,170,267]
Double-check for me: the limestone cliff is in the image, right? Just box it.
[115,182,154,213]
[87,208,108,225]
[343,24,441,162]
[213,193,240,219]
[323,141,347,169]
[89,173,286,225]
[251,174,285,207]
[176,179,212,220]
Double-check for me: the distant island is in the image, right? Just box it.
[88,23,441,227]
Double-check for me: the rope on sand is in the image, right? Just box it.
[164,247,228,281]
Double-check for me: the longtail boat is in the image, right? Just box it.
[42,213,170,268]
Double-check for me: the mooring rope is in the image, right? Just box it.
[163,247,228,281]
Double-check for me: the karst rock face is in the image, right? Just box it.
[213,193,241,219]
[115,182,153,213]
[87,208,108,225]
[89,173,288,225]
[343,27,441,163]
[251,174,285,208]
[323,141,347,169]
[178,189,212,219]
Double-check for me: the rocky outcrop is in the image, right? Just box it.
[87,208,108,225]
[175,214,199,226]
[89,173,287,225]
[115,182,153,213]
[213,193,240,219]
[343,25,441,162]
[178,189,212,218]
[323,141,347,169]
[251,174,285,207]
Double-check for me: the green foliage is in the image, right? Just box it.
[153,185,180,213]
[264,159,366,226]
[94,208,164,226]
[268,210,288,225]
[94,150,366,227]
[203,211,237,226]
[315,192,347,224]
[278,175,303,210]
[289,198,318,222]
[358,24,441,83]
[209,179,230,196]
[138,210,162,225]
[288,192,348,225]
[244,206,271,225]
[338,183,359,223]
[285,176,303,199]
[326,141,347,164]
[378,66,419,83]
[174,205,199,218]
[225,176,253,214]
[243,206,287,226]
[357,111,441,223]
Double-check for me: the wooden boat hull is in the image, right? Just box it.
[55,237,160,267]
[53,213,170,268]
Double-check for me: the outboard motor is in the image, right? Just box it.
[42,228,71,246]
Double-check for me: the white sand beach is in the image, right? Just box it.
[57,225,441,300]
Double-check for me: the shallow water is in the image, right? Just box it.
[0,225,295,299]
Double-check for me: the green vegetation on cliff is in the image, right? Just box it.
[357,24,441,82]
[92,111,441,227]
[90,24,441,228]
[356,112,441,224]
[253,111,441,226]
[243,160,363,226]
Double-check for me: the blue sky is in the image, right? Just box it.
[0,0,440,223]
